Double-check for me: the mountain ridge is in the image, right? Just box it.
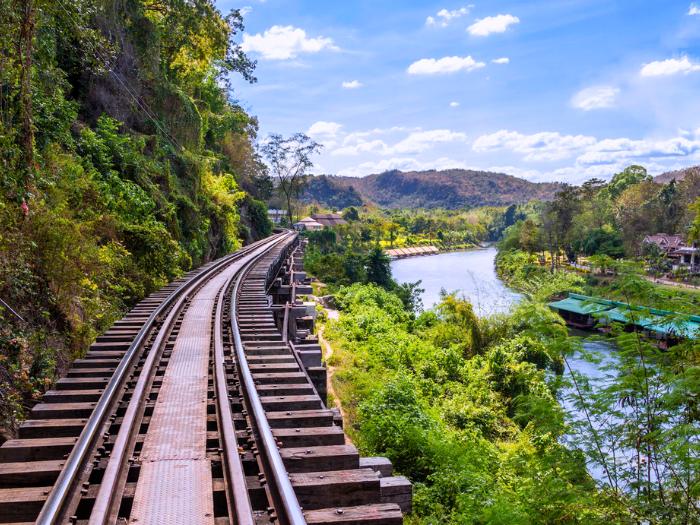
[302,169,564,209]
[654,165,700,184]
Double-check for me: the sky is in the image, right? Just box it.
[216,0,700,183]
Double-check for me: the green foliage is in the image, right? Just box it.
[498,165,700,267]
[325,284,630,524]
[579,227,624,258]
[0,0,264,430]
[564,328,700,523]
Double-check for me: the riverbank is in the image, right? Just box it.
[318,281,631,523]
[495,248,700,316]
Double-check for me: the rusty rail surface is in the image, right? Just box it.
[0,232,411,525]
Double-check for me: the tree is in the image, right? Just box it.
[342,206,359,221]
[364,247,392,288]
[605,165,652,201]
[687,197,700,243]
[519,218,542,253]
[261,133,322,225]
[581,227,624,258]
[616,181,658,254]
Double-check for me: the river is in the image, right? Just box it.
[391,247,616,483]
[390,247,521,315]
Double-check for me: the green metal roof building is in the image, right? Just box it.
[548,293,699,340]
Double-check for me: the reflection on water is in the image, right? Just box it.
[391,248,619,484]
[561,333,618,484]
[390,247,522,315]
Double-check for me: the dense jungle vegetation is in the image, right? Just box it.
[497,165,700,268]
[308,231,699,523]
[0,0,273,433]
[302,168,699,523]
[322,278,699,524]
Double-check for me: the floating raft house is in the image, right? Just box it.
[385,246,439,259]
[548,293,700,340]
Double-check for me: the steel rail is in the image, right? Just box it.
[87,235,281,524]
[36,235,280,525]
[230,232,307,525]
[212,243,278,525]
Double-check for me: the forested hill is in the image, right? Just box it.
[302,169,564,209]
[654,165,700,184]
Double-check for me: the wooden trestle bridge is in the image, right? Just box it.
[0,232,411,524]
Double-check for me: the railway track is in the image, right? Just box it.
[0,232,410,524]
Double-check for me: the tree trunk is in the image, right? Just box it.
[16,0,35,186]
[284,187,294,227]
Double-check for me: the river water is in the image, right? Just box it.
[390,247,521,315]
[391,247,616,483]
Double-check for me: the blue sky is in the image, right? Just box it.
[216,0,700,182]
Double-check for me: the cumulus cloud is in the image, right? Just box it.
[473,130,597,162]
[241,25,338,60]
[472,128,700,182]
[320,126,700,183]
[330,127,468,156]
[690,3,700,15]
[468,14,520,36]
[640,56,700,77]
[450,101,460,107]
[393,129,468,153]
[341,80,363,89]
[307,121,342,138]
[426,6,472,27]
[571,86,619,111]
[491,57,510,64]
[577,136,700,165]
[407,55,485,75]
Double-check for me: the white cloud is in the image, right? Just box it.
[426,6,472,27]
[577,136,700,165]
[689,3,700,15]
[571,86,619,111]
[640,56,700,77]
[307,121,342,138]
[472,128,700,182]
[468,14,520,36]
[321,126,700,182]
[341,80,363,89]
[241,25,338,60]
[240,6,252,16]
[393,129,468,154]
[473,130,597,161]
[492,57,510,64]
[407,55,485,75]
[330,127,468,156]
[450,101,460,107]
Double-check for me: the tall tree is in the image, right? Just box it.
[14,0,35,195]
[261,133,321,225]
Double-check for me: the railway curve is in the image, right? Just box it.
[0,232,411,524]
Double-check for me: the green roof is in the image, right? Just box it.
[598,306,632,324]
[548,296,613,316]
[550,293,699,340]
[642,316,700,339]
